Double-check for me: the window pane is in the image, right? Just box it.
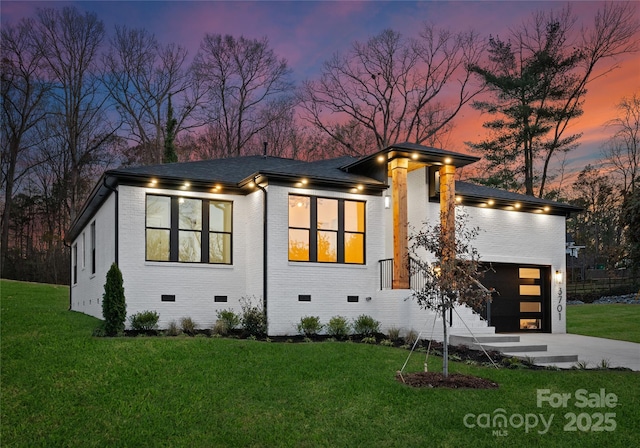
[179,198,202,230]
[289,196,310,228]
[147,196,170,228]
[210,202,232,232]
[317,198,338,230]
[289,229,309,261]
[519,268,540,279]
[179,230,201,262]
[147,229,170,261]
[210,233,231,264]
[317,231,337,262]
[520,285,541,296]
[520,302,542,313]
[345,201,365,232]
[345,233,364,264]
[520,319,541,330]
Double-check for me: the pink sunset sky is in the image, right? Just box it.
[3,1,639,186]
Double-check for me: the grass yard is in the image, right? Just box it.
[2,280,639,448]
[567,304,640,343]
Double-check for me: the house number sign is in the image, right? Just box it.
[557,286,563,321]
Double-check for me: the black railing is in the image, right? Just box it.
[379,258,393,290]
[378,258,430,291]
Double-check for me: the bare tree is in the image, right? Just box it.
[539,2,639,197]
[1,18,53,276]
[468,2,639,197]
[298,26,484,154]
[255,96,299,158]
[569,165,623,270]
[410,213,491,377]
[193,34,294,157]
[34,6,115,219]
[602,92,640,199]
[102,26,204,165]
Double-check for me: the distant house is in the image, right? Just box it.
[66,143,581,337]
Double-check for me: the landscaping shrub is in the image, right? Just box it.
[216,309,241,331]
[352,314,380,336]
[102,263,126,336]
[240,296,266,336]
[166,320,181,336]
[405,329,418,346]
[211,320,228,336]
[326,315,351,338]
[180,317,197,336]
[296,316,323,337]
[387,326,401,340]
[128,310,160,331]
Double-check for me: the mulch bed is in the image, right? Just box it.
[396,371,499,389]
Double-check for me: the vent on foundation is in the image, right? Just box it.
[298,294,311,302]
[161,294,176,302]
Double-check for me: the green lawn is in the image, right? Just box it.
[567,304,640,343]
[2,280,639,447]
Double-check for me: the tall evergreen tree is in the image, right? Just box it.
[163,94,178,163]
[102,263,126,336]
[467,3,639,197]
[467,18,584,196]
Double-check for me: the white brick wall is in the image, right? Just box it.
[70,170,568,336]
[117,185,251,329]
[265,185,386,335]
[457,204,567,333]
[70,193,116,319]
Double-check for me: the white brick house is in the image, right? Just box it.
[66,143,580,337]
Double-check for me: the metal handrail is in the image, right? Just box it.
[378,257,430,291]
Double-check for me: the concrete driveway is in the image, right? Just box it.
[503,333,640,371]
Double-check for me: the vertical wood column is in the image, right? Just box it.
[391,158,409,289]
[439,164,456,264]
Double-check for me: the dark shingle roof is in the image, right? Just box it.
[456,181,582,212]
[106,155,383,187]
[67,147,581,242]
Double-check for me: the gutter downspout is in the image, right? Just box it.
[64,239,72,310]
[254,176,268,334]
[103,178,119,265]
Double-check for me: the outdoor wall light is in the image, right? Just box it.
[555,270,563,284]
[384,194,391,209]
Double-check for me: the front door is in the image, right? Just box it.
[482,263,551,333]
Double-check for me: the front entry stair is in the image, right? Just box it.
[449,334,579,366]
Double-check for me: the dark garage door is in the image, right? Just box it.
[482,263,551,333]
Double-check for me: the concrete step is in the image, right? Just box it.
[450,335,519,345]
[480,343,548,352]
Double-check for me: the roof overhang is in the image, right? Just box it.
[341,142,480,182]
